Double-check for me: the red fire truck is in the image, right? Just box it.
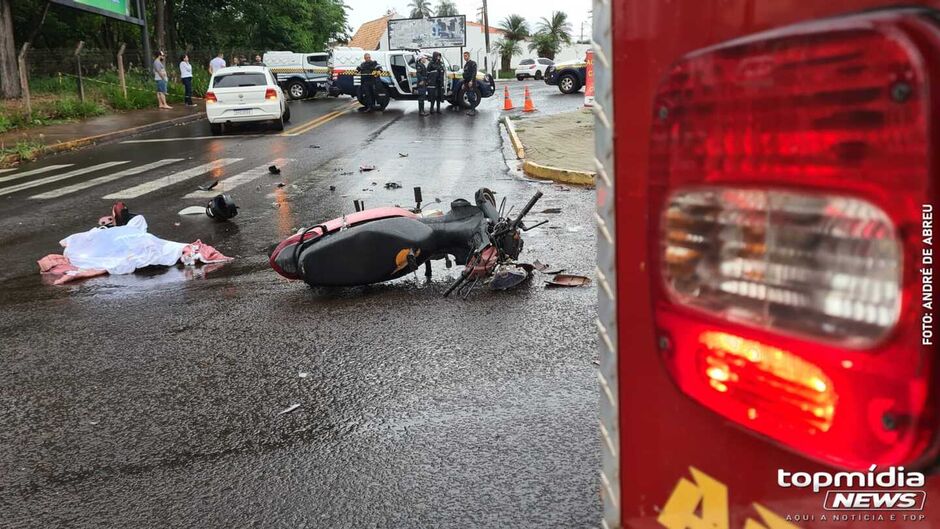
[594,1,938,528]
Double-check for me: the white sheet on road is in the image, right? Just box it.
[61,215,187,275]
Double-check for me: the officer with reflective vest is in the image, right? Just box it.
[426,52,445,114]
[415,53,430,116]
[460,51,479,115]
[356,53,383,113]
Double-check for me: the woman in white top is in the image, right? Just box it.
[179,54,194,107]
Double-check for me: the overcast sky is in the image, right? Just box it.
[343,0,594,41]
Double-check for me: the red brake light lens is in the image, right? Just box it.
[204,91,217,103]
[649,10,938,469]
[265,88,278,100]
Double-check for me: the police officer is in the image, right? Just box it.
[426,52,445,114]
[460,51,479,116]
[356,53,383,113]
[415,53,430,116]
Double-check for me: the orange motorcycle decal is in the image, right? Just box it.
[393,248,420,274]
[658,467,800,529]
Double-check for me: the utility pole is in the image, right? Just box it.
[482,0,490,74]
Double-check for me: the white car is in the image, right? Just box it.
[205,66,290,134]
[515,58,554,81]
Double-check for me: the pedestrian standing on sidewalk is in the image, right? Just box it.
[153,51,172,110]
[179,54,195,107]
[427,52,445,114]
[209,52,226,75]
[415,52,430,116]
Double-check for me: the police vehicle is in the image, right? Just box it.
[262,51,333,100]
[543,58,587,94]
[329,49,496,111]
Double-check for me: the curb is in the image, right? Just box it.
[500,115,595,186]
[1,111,206,168]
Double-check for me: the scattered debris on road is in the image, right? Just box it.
[268,165,281,175]
[398,152,408,157]
[298,372,309,378]
[532,260,551,272]
[329,185,336,192]
[541,207,562,214]
[178,206,205,215]
[308,144,320,149]
[384,182,402,190]
[545,274,591,288]
[275,182,286,188]
[198,180,219,191]
[359,164,376,172]
[278,403,301,415]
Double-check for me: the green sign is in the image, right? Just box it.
[75,0,129,16]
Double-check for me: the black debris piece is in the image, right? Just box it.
[384,182,402,190]
[198,180,219,191]
[269,165,281,175]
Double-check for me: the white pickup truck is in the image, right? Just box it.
[262,51,333,100]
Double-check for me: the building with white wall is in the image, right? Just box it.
[348,13,590,73]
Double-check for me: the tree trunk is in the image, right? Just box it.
[0,0,20,99]
[155,0,166,52]
[166,0,177,62]
[501,54,510,72]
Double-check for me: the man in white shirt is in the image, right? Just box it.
[209,52,226,75]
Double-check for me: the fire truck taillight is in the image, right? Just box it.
[649,10,938,470]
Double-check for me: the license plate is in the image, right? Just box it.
[234,109,251,116]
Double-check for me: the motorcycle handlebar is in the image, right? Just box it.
[443,271,467,297]
[511,191,543,229]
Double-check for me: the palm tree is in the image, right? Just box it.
[408,0,434,18]
[529,10,573,60]
[527,32,560,60]
[498,14,529,42]
[494,38,522,72]
[435,0,458,16]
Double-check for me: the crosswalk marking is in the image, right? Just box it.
[0,168,15,175]
[183,158,293,198]
[103,158,243,199]
[0,164,74,184]
[29,159,186,200]
[0,161,129,197]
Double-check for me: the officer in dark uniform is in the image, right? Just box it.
[356,53,383,113]
[460,51,479,116]
[426,52,445,114]
[415,53,430,116]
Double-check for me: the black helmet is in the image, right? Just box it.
[206,194,238,221]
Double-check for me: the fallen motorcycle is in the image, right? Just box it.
[269,187,545,297]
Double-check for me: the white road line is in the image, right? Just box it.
[102,158,243,199]
[0,164,74,184]
[183,158,294,199]
[0,168,15,174]
[121,135,264,144]
[30,158,186,199]
[0,161,129,197]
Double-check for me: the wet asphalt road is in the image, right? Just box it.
[0,81,599,528]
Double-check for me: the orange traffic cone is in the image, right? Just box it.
[523,85,536,112]
[503,85,515,110]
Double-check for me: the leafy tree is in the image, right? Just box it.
[408,0,433,19]
[529,10,571,60]
[434,0,458,17]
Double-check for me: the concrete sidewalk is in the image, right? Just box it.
[503,109,596,186]
[0,104,205,167]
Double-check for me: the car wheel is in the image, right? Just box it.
[273,116,285,131]
[210,122,223,135]
[559,73,581,94]
[283,105,291,122]
[287,80,308,100]
[535,70,543,80]
[457,85,482,109]
[516,75,524,81]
